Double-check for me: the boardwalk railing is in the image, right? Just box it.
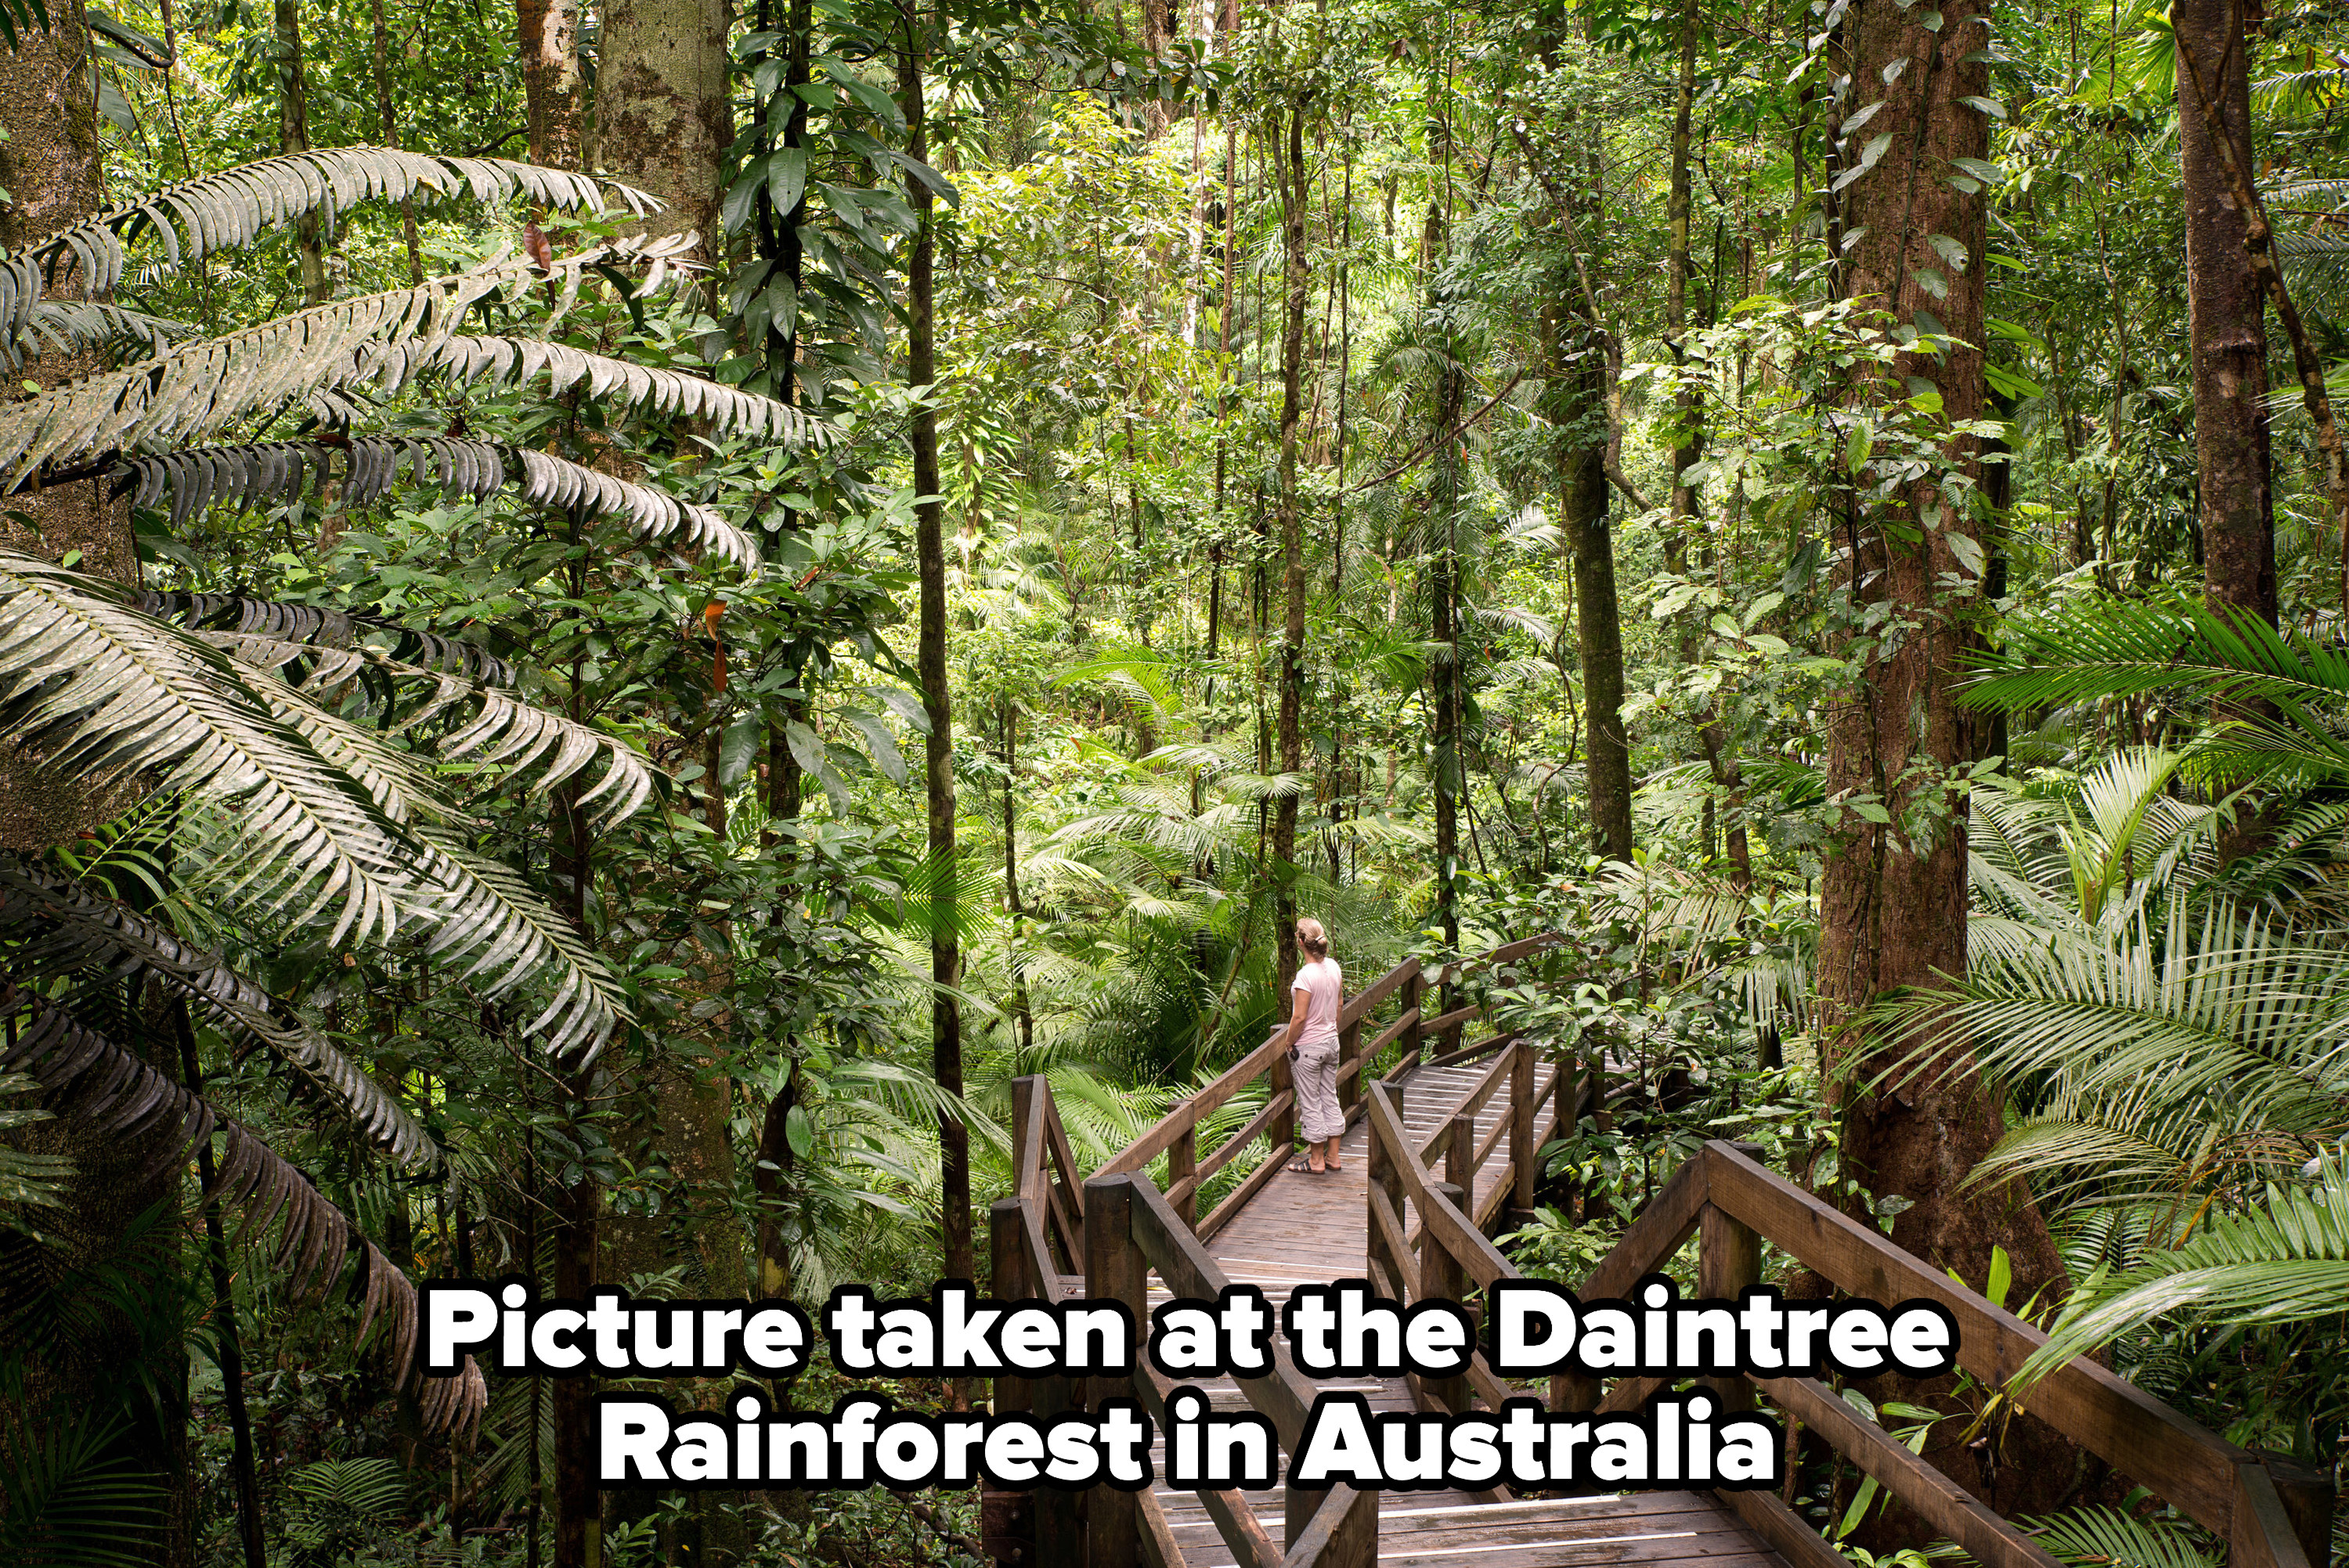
[1364,1112,2336,1568]
[987,933,1575,1568]
[1087,931,1574,1239]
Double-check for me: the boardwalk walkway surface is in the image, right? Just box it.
[1144,1058,1790,1568]
[992,936,2334,1568]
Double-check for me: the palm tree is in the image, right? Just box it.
[0,144,828,1537]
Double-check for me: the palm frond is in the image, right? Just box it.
[409,831,630,1059]
[2023,1505,2220,1568]
[118,436,758,566]
[0,856,438,1168]
[16,301,190,362]
[0,1411,162,1568]
[137,591,513,685]
[0,988,486,1433]
[0,553,411,946]
[3,235,828,485]
[1897,897,2349,1206]
[202,623,662,827]
[0,1071,70,1227]
[1960,597,2349,717]
[0,146,652,353]
[2014,1161,2349,1389]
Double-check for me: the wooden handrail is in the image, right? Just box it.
[1693,1142,2315,1566]
[1338,953,1420,1030]
[1357,1090,2326,1568]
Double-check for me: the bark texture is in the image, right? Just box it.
[1560,327,1633,863]
[2178,0,2275,632]
[518,0,587,167]
[1821,0,2074,1526]
[0,31,193,1562]
[900,9,972,1289]
[597,0,731,251]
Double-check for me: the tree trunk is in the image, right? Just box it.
[899,3,971,1292]
[597,0,732,252]
[2179,0,2275,632]
[275,0,327,304]
[2176,0,2278,862]
[1423,186,1463,989]
[1272,103,1310,989]
[518,0,586,167]
[1558,318,1633,863]
[1003,697,1034,1056]
[1822,0,2073,1527]
[370,0,424,283]
[0,29,193,1560]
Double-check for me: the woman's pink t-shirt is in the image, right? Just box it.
[1292,957,1344,1045]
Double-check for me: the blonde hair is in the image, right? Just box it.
[1297,917,1330,959]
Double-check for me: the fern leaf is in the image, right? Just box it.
[0,145,653,353]
[0,856,438,1169]
[0,554,412,947]
[114,435,759,566]
[0,989,486,1433]
[2,235,826,485]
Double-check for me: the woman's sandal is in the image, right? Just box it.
[1287,1158,1324,1174]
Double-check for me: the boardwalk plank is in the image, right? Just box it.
[1131,1056,1792,1567]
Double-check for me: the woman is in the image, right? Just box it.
[1280,917,1346,1173]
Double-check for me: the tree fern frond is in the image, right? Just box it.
[0,988,486,1433]
[0,553,410,946]
[408,831,630,1059]
[0,145,653,352]
[117,437,759,566]
[0,856,438,1169]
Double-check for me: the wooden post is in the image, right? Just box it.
[1444,1110,1472,1196]
[1368,1083,1407,1301]
[1169,1121,1198,1232]
[988,1199,1031,1414]
[1337,1011,1363,1118]
[1083,1176,1145,1568]
[1422,1179,1469,1414]
[1510,1036,1536,1211]
[1010,1075,1041,1194]
[1698,1200,1761,1417]
[2256,1452,2336,1568]
[1289,1486,1377,1568]
[1402,962,1424,1063]
[1269,1036,1297,1158]
[1027,1210,1081,1565]
[980,1207,1036,1566]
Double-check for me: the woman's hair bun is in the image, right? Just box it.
[1297,917,1330,957]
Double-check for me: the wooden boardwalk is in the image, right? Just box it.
[1137,1056,1792,1568]
[998,932,2327,1568]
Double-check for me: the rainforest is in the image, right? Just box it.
[0,0,2344,1559]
